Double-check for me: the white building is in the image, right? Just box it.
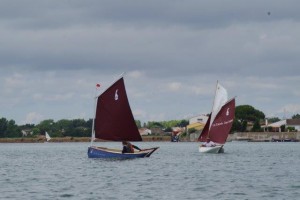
[139,128,152,136]
[263,119,300,132]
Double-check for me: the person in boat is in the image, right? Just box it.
[122,141,141,153]
[202,138,216,147]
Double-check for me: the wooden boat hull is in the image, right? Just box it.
[199,145,224,153]
[88,146,159,159]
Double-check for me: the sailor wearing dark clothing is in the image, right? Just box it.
[122,141,141,153]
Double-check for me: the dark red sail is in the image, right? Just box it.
[208,98,235,144]
[197,114,211,142]
[94,77,142,141]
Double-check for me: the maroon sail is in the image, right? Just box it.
[208,98,235,144]
[197,114,211,142]
[94,77,142,141]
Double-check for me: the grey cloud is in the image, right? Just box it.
[1,0,300,124]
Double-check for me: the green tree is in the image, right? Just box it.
[85,119,93,136]
[251,119,262,132]
[71,127,88,137]
[5,120,21,137]
[287,126,295,132]
[177,119,189,127]
[231,119,242,133]
[37,119,55,134]
[145,119,189,129]
[241,121,247,132]
[233,105,265,132]
[58,118,91,137]
[72,119,86,127]
[0,117,8,138]
[147,121,163,128]
[164,127,173,132]
[71,119,88,137]
[55,119,72,137]
[19,124,35,130]
[135,120,142,128]
[235,105,265,122]
[267,117,281,123]
[292,114,300,119]
[188,128,196,134]
[32,127,40,136]
[86,119,93,129]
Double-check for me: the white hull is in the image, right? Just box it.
[199,145,224,153]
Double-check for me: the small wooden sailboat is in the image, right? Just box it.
[198,82,235,153]
[45,132,51,142]
[88,76,159,158]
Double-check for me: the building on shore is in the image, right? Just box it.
[262,119,300,132]
[138,128,152,136]
[187,114,209,141]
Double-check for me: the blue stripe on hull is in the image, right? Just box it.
[87,146,158,159]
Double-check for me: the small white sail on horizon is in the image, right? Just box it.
[45,132,51,142]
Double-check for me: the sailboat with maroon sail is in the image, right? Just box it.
[198,82,235,153]
[87,76,159,158]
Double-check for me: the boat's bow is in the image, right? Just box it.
[141,147,159,157]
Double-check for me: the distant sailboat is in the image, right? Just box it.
[45,132,51,142]
[198,82,235,153]
[87,75,159,158]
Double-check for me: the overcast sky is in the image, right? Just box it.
[1,0,300,125]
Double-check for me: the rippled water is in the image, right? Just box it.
[1,142,299,200]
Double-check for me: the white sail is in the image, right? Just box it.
[209,82,228,130]
[45,132,51,142]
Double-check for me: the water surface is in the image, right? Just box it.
[1,142,299,199]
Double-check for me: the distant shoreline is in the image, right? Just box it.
[1,132,300,143]
[0,135,172,143]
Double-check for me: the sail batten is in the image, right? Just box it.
[94,77,142,141]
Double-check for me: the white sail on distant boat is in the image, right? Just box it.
[45,132,51,142]
[198,82,235,153]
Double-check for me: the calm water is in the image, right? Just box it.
[1,142,299,200]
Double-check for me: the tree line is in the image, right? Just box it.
[0,117,189,138]
[1,105,300,138]
[232,105,300,132]
[0,118,93,138]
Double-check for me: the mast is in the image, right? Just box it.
[198,82,219,141]
[90,86,99,146]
